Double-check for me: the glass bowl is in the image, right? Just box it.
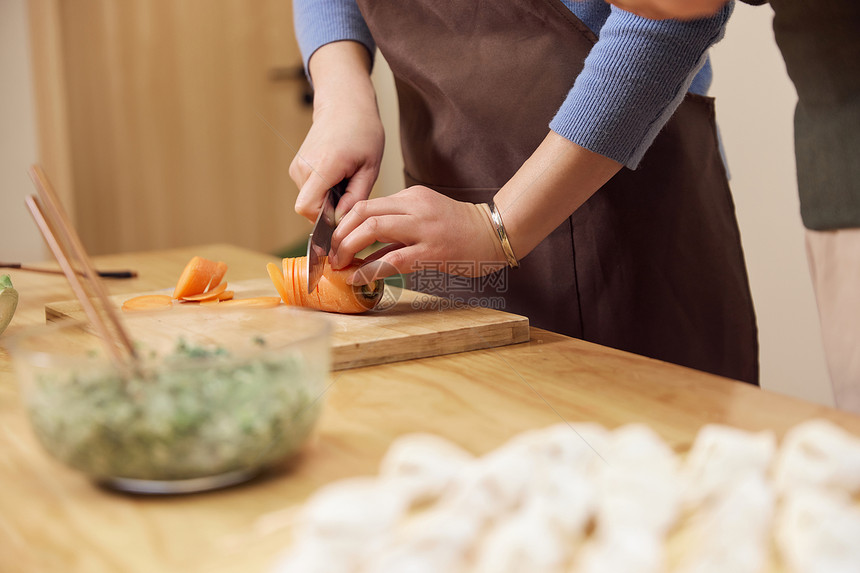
[5,306,331,494]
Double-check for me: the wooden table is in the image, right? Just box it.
[2,244,858,573]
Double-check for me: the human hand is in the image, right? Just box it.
[290,102,384,223]
[603,0,729,20]
[329,186,507,284]
[290,41,384,223]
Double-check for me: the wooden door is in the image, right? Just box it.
[30,0,314,256]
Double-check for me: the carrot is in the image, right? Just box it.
[209,261,228,291]
[267,262,291,305]
[122,294,173,312]
[216,296,281,309]
[181,281,227,302]
[172,256,225,299]
[266,255,384,314]
[218,290,234,301]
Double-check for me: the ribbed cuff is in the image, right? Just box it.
[549,3,733,169]
[293,0,376,72]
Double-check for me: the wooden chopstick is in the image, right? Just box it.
[25,196,131,371]
[0,263,137,279]
[26,165,138,366]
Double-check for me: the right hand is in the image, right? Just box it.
[289,42,384,224]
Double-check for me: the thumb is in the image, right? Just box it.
[335,170,376,223]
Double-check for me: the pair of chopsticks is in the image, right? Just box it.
[25,165,138,371]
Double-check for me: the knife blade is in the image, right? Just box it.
[306,180,348,293]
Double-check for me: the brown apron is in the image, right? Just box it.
[355,0,759,384]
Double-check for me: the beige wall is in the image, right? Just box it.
[0,0,46,263]
[710,2,832,406]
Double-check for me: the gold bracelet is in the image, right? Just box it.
[488,201,519,269]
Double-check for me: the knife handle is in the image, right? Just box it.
[330,179,348,207]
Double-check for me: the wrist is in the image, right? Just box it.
[309,41,377,117]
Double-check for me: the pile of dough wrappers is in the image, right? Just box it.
[272,419,860,573]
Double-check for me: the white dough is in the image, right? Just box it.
[673,473,774,573]
[776,488,860,573]
[773,419,860,495]
[378,433,475,506]
[280,477,407,568]
[594,424,681,535]
[473,495,571,573]
[271,420,860,573]
[680,424,776,509]
[575,528,665,573]
[361,505,483,573]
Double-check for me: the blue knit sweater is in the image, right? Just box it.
[293,1,733,169]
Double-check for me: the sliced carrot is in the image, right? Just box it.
[217,290,234,301]
[215,296,281,309]
[172,256,223,299]
[293,257,305,307]
[181,281,228,302]
[267,262,291,305]
[287,257,301,307]
[200,299,220,306]
[209,261,228,292]
[312,258,378,313]
[122,294,173,312]
[273,256,383,314]
[287,257,300,307]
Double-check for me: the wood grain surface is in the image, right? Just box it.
[44,279,530,371]
[1,244,859,573]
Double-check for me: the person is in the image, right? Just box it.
[291,1,759,384]
[600,1,860,411]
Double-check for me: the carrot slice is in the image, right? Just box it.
[208,261,228,291]
[181,281,228,302]
[300,258,311,307]
[268,262,291,305]
[122,294,173,312]
[215,296,281,309]
[293,257,304,307]
[283,257,295,307]
[288,257,302,307]
[217,290,234,301]
[172,256,222,299]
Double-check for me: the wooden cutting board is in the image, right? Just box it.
[45,279,530,370]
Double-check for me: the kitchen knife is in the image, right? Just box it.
[306,180,348,293]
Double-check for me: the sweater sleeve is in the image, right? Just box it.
[549,3,734,169]
[293,0,376,71]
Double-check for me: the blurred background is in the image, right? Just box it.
[0,1,830,406]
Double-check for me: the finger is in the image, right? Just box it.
[361,243,406,264]
[334,170,377,224]
[288,154,313,192]
[348,245,420,285]
[295,171,337,222]
[331,214,416,270]
[333,193,416,247]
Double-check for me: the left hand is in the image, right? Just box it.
[329,186,507,284]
